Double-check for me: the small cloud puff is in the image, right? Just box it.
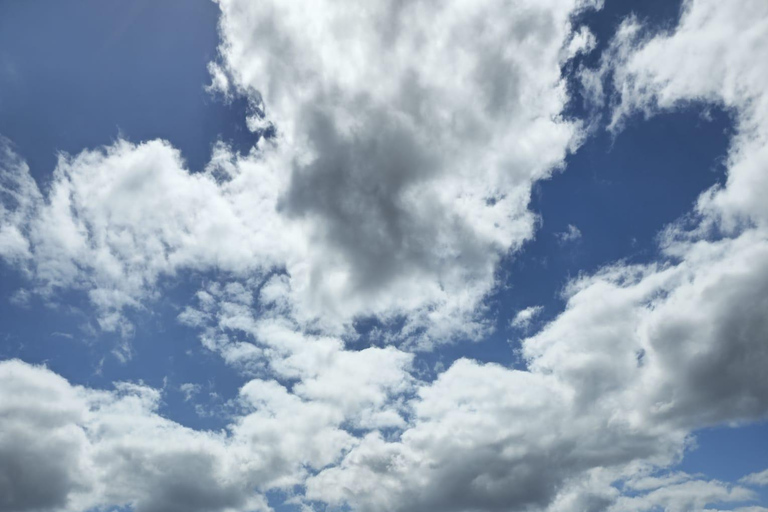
[511,305,543,329]
[556,224,582,244]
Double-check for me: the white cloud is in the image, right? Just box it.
[179,282,415,430]
[609,478,754,512]
[742,469,768,487]
[0,0,602,347]
[0,138,40,265]
[208,0,604,344]
[0,359,269,512]
[305,1,768,510]
[0,138,296,337]
[566,25,598,58]
[511,305,544,328]
[305,348,689,512]
[179,383,202,402]
[556,223,582,243]
[540,0,768,428]
[0,359,92,512]
[0,357,411,512]
[304,222,768,509]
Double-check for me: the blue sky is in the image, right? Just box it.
[1,1,768,512]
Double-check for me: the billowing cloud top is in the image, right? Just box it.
[1,0,768,511]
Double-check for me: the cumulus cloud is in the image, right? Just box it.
[539,0,768,428]
[0,359,268,512]
[0,0,601,346]
[742,469,768,487]
[0,353,739,512]
[179,281,415,429]
[0,360,91,512]
[511,305,543,328]
[208,0,605,343]
[0,356,411,512]
[303,1,768,510]
[303,227,768,510]
[0,139,294,337]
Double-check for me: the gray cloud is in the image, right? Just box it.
[1,0,596,344]
[0,361,90,512]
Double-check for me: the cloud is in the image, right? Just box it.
[0,357,395,512]
[555,223,582,243]
[0,138,40,266]
[179,281,416,429]
[304,1,768,510]
[742,469,768,487]
[526,231,768,427]
[511,305,544,329]
[1,0,602,347]
[0,360,91,512]
[0,139,295,337]
[304,226,768,510]
[179,257,768,511]
[0,359,270,512]
[566,25,598,58]
[179,383,202,402]
[609,478,754,512]
[0,357,674,512]
[208,0,608,344]
[541,0,768,428]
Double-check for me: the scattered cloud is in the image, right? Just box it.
[511,305,544,329]
[742,469,768,487]
[555,224,583,244]
[179,383,202,403]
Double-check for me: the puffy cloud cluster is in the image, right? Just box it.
[302,0,768,509]
[208,0,604,342]
[0,348,413,512]
[550,0,768,426]
[304,229,768,509]
[0,359,267,512]
[0,138,296,336]
[0,0,600,345]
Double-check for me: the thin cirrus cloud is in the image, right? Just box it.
[0,0,767,512]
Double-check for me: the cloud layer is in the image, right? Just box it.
[2,0,768,511]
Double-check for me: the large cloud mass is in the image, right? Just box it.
[1,0,600,344]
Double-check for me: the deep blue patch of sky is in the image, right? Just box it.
[0,0,254,178]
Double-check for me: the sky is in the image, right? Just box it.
[0,1,767,511]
